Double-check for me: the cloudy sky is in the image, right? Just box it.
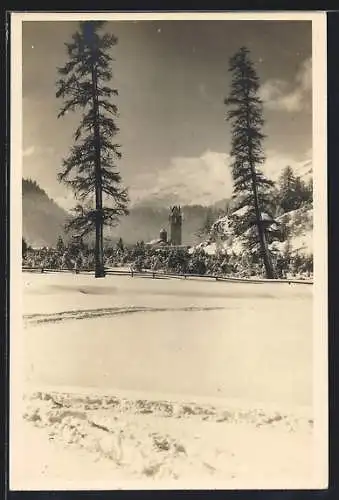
[22,19,312,208]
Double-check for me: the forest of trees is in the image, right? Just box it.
[22,179,46,196]
[22,237,313,280]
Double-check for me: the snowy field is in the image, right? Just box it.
[12,271,317,490]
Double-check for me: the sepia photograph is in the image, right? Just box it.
[10,11,327,490]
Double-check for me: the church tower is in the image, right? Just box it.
[169,206,182,246]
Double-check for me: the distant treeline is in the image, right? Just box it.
[22,236,313,280]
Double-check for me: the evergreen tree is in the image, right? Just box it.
[278,166,313,212]
[188,249,207,275]
[56,235,65,253]
[131,240,146,260]
[294,176,312,207]
[116,237,124,253]
[306,177,313,206]
[278,166,296,209]
[22,237,28,259]
[56,21,129,278]
[224,46,276,279]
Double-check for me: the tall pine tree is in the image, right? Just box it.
[224,46,276,279]
[56,21,129,278]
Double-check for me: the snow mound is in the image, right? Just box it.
[274,207,313,256]
[270,231,313,256]
[19,390,313,487]
[211,215,233,236]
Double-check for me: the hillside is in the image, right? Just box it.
[22,179,69,248]
[22,179,228,248]
[270,206,313,256]
[194,205,313,258]
[108,203,228,246]
[193,160,314,262]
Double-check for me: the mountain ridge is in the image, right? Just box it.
[22,178,228,247]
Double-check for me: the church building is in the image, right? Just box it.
[146,206,185,248]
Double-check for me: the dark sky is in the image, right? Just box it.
[22,19,312,207]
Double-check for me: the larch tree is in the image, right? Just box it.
[56,21,129,278]
[22,237,28,259]
[278,166,313,212]
[278,166,298,212]
[224,46,276,279]
[116,237,124,253]
[56,235,65,253]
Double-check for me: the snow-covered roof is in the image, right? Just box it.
[146,239,167,247]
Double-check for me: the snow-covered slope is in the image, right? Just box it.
[294,160,312,182]
[271,207,313,256]
[193,206,313,258]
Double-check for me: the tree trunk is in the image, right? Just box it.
[91,56,105,278]
[244,91,275,279]
[249,166,275,279]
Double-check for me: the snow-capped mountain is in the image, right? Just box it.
[293,159,312,181]
[130,151,312,208]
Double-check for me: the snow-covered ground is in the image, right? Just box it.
[195,206,313,258]
[11,271,323,490]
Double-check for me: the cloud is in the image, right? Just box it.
[260,57,312,113]
[23,145,55,160]
[23,145,35,157]
[263,149,312,181]
[129,150,233,206]
[50,147,313,210]
[53,193,77,212]
[128,148,312,207]
[42,148,313,210]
